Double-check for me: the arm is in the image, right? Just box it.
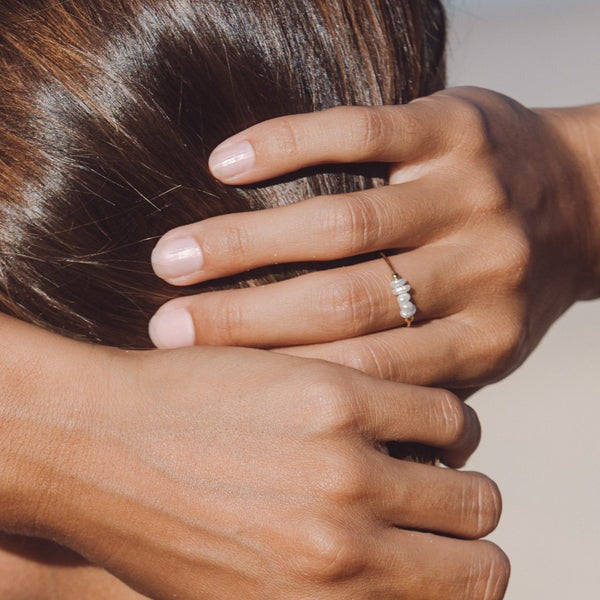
[0,313,507,599]
[148,88,600,391]
[541,101,600,294]
[0,313,87,535]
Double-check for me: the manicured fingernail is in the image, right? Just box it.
[209,140,255,180]
[151,236,204,281]
[149,308,196,349]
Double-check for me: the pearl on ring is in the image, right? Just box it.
[391,284,411,296]
[380,252,417,327]
[390,278,406,288]
[400,301,417,319]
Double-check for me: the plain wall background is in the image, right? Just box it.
[446,1,600,598]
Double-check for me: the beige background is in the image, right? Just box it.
[446,1,600,598]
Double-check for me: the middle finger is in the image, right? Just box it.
[151,177,462,286]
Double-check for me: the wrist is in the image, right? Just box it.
[536,103,600,300]
[0,316,113,540]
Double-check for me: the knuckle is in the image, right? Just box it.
[497,323,524,364]
[451,98,493,153]
[339,341,393,380]
[300,368,358,434]
[468,541,511,600]
[481,229,531,288]
[270,116,302,159]
[435,390,468,448]
[353,107,390,156]
[324,194,380,255]
[469,178,511,216]
[213,222,254,260]
[500,231,532,288]
[292,520,364,582]
[477,323,525,381]
[461,474,503,539]
[314,273,375,337]
[323,336,401,382]
[314,450,368,505]
[208,296,245,345]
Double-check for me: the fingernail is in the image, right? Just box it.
[149,308,196,349]
[209,140,255,180]
[151,236,204,280]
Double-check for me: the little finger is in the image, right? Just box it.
[278,317,484,390]
[379,529,510,599]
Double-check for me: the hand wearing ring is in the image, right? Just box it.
[150,87,600,391]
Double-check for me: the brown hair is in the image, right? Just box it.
[0,0,446,348]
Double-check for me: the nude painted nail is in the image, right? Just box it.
[151,236,204,280]
[149,308,196,349]
[209,140,255,180]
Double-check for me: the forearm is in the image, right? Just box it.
[0,314,54,534]
[0,534,147,600]
[0,316,194,597]
[0,314,98,539]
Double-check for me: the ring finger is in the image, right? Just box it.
[149,243,472,349]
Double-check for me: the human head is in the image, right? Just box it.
[0,0,446,348]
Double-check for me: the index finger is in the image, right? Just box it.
[208,101,447,184]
